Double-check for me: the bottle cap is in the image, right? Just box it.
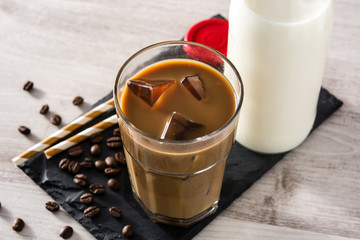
[184,18,228,56]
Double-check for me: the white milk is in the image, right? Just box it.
[228,0,333,153]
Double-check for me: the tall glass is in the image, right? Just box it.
[228,0,333,153]
[113,41,243,227]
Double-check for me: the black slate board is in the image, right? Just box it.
[18,87,342,240]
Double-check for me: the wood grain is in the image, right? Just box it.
[0,0,359,239]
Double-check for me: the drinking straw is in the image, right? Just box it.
[12,98,114,166]
[44,114,118,159]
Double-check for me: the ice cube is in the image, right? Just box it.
[161,112,203,140]
[181,75,205,100]
[127,79,175,106]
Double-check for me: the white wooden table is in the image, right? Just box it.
[0,0,359,239]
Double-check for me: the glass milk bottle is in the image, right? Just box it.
[228,0,333,153]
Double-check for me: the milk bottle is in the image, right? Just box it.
[228,0,333,153]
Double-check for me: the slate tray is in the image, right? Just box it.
[18,87,342,240]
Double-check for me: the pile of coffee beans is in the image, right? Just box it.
[5,129,133,238]
[16,80,134,238]
[19,80,85,135]
[55,129,133,238]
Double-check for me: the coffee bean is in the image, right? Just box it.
[115,152,126,165]
[107,178,121,191]
[45,201,59,212]
[106,136,122,148]
[72,96,84,105]
[109,206,122,218]
[60,225,73,239]
[73,174,88,187]
[104,167,121,177]
[80,157,93,169]
[50,114,62,125]
[84,205,100,218]
[80,193,94,204]
[39,104,49,114]
[0,201,2,209]
[105,156,118,168]
[90,144,102,156]
[68,145,83,156]
[89,183,106,194]
[94,160,106,171]
[122,224,133,238]
[18,126,31,135]
[89,132,103,143]
[59,158,70,170]
[23,80,33,91]
[113,128,121,136]
[68,161,80,174]
[12,218,25,232]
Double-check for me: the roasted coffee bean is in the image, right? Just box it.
[73,174,88,187]
[50,114,62,125]
[80,193,94,204]
[122,224,133,238]
[72,96,84,105]
[105,156,118,168]
[115,152,126,165]
[0,201,2,209]
[84,205,100,218]
[12,218,25,232]
[106,136,122,148]
[90,144,102,156]
[59,158,70,170]
[45,201,59,212]
[23,80,33,91]
[94,160,106,171]
[104,167,121,177]
[39,104,49,114]
[18,126,31,135]
[89,183,106,194]
[109,206,122,218]
[68,145,83,156]
[80,157,93,169]
[113,128,120,136]
[60,225,73,239]
[68,161,80,174]
[89,132,103,143]
[107,178,121,191]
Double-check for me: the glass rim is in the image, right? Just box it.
[239,0,332,25]
[113,40,244,145]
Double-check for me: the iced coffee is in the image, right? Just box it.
[114,41,243,227]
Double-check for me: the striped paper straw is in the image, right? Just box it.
[12,98,115,166]
[44,114,118,159]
